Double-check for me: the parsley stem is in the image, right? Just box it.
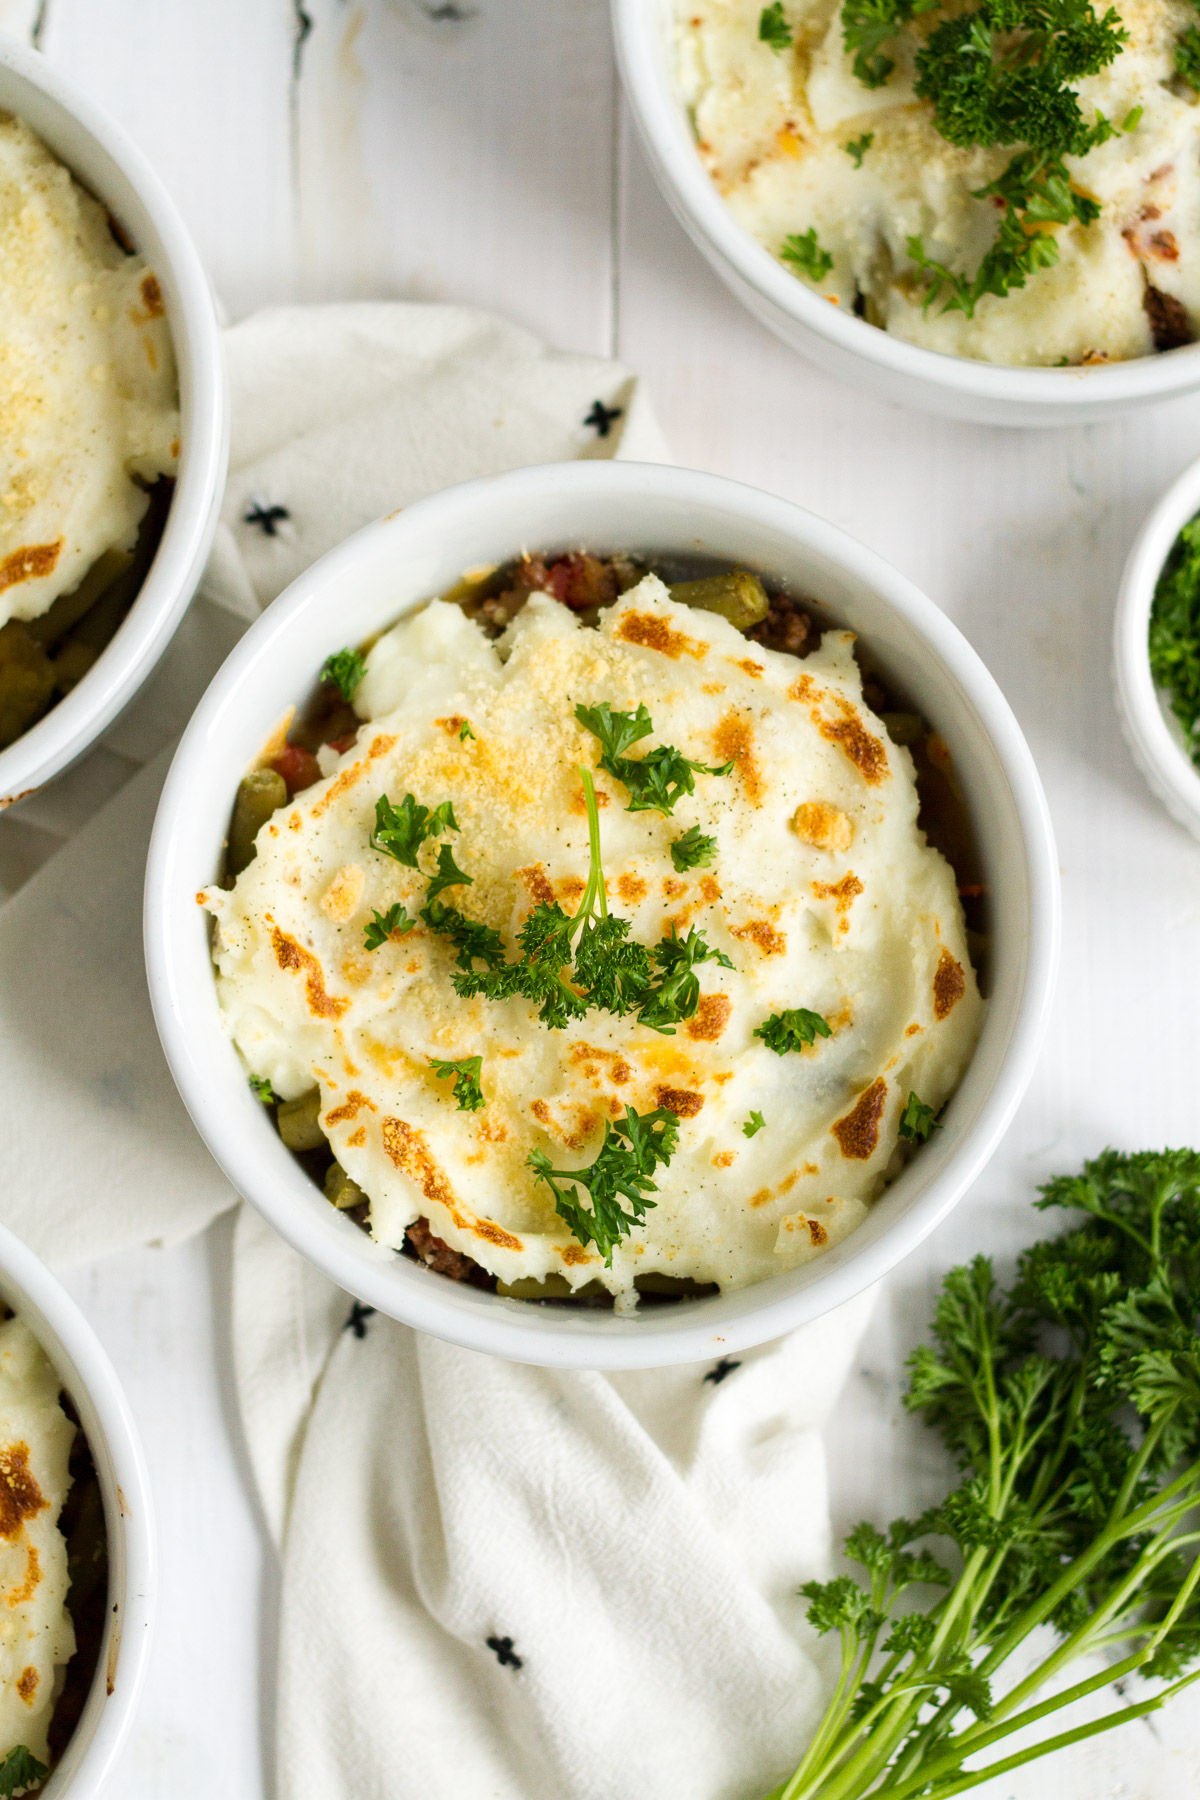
[576,766,608,923]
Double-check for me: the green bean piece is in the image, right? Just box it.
[226,769,288,879]
[632,1272,718,1298]
[0,622,56,749]
[880,711,926,747]
[324,1161,366,1210]
[497,1274,609,1301]
[668,570,770,630]
[52,639,100,694]
[277,1089,327,1153]
[26,547,133,650]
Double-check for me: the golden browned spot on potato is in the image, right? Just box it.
[933,947,966,1020]
[320,863,365,921]
[832,1078,888,1160]
[616,872,648,904]
[662,876,687,899]
[802,1161,819,1175]
[324,1090,376,1126]
[702,682,726,696]
[713,1150,735,1168]
[699,874,722,903]
[616,610,709,661]
[514,863,556,906]
[905,1022,922,1038]
[0,1444,46,1538]
[269,925,349,1019]
[140,272,165,317]
[748,1187,773,1209]
[170,436,181,459]
[812,871,863,934]
[569,779,609,815]
[731,918,786,956]
[655,1086,705,1118]
[434,715,467,735]
[16,1666,37,1705]
[531,1099,552,1126]
[477,1117,509,1143]
[558,1243,593,1265]
[788,674,815,702]
[6,1543,40,1607]
[346,1126,367,1148]
[557,875,586,907]
[382,1116,522,1249]
[310,735,398,819]
[685,994,732,1042]
[732,658,764,678]
[713,710,763,802]
[0,540,63,594]
[817,698,888,785]
[792,801,853,852]
[805,1217,829,1247]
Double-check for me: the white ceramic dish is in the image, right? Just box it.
[611,0,1200,429]
[1114,455,1200,842]
[146,461,1059,1370]
[0,1220,154,1799]
[0,35,227,810]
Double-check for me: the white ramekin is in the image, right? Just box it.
[612,0,1200,428]
[0,1222,154,1799]
[145,461,1060,1370]
[1114,454,1200,841]
[0,36,228,810]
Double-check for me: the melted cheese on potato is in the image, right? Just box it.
[207,579,982,1296]
[0,1318,76,1766]
[679,0,1200,365]
[0,114,179,627]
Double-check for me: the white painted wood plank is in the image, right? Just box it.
[34,0,297,321]
[291,0,617,354]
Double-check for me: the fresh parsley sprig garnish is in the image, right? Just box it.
[575,702,733,816]
[0,1746,49,1798]
[671,825,718,872]
[759,1,793,51]
[844,131,874,166]
[363,903,417,950]
[370,793,460,868]
[249,1074,278,1105]
[744,1111,766,1138]
[754,1006,832,1053]
[459,719,476,741]
[427,768,730,1032]
[781,228,835,284]
[838,0,1127,315]
[320,647,366,702]
[429,1055,485,1113]
[773,1150,1200,1800]
[528,1103,680,1263]
[899,1090,940,1142]
[424,842,473,907]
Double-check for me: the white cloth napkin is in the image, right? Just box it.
[0,301,872,1800]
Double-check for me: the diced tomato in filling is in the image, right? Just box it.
[329,733,357,755]
[272,743,323,796]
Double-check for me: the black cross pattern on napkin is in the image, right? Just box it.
[343,1302,376,1339]
[584,398,623,438]
[243,499,291,537]
[703,1356,741,1386]
[486,1635,523,1670]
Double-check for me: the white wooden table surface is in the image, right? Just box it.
[3,1,1200,1796]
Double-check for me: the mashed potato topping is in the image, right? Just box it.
[0,115,179,629]
[207,577,981,1297]
[0,1317,75,1767]
[679,0,1200,364]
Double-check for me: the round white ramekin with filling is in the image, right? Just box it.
[0,1221,154,1799]
[611,0,1200,428]
[145,461,1060,1370]
[0,39,227,809]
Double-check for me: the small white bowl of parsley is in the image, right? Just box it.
[1115,456,1200,842]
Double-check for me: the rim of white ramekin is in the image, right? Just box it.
[0,35,228,809]
[0,1221,155,1799]
[145,461,1060,1370]
[1114,454,1200,841]
[611,0,1200,424]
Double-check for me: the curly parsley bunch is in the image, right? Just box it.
[764,1150,1200,1800]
